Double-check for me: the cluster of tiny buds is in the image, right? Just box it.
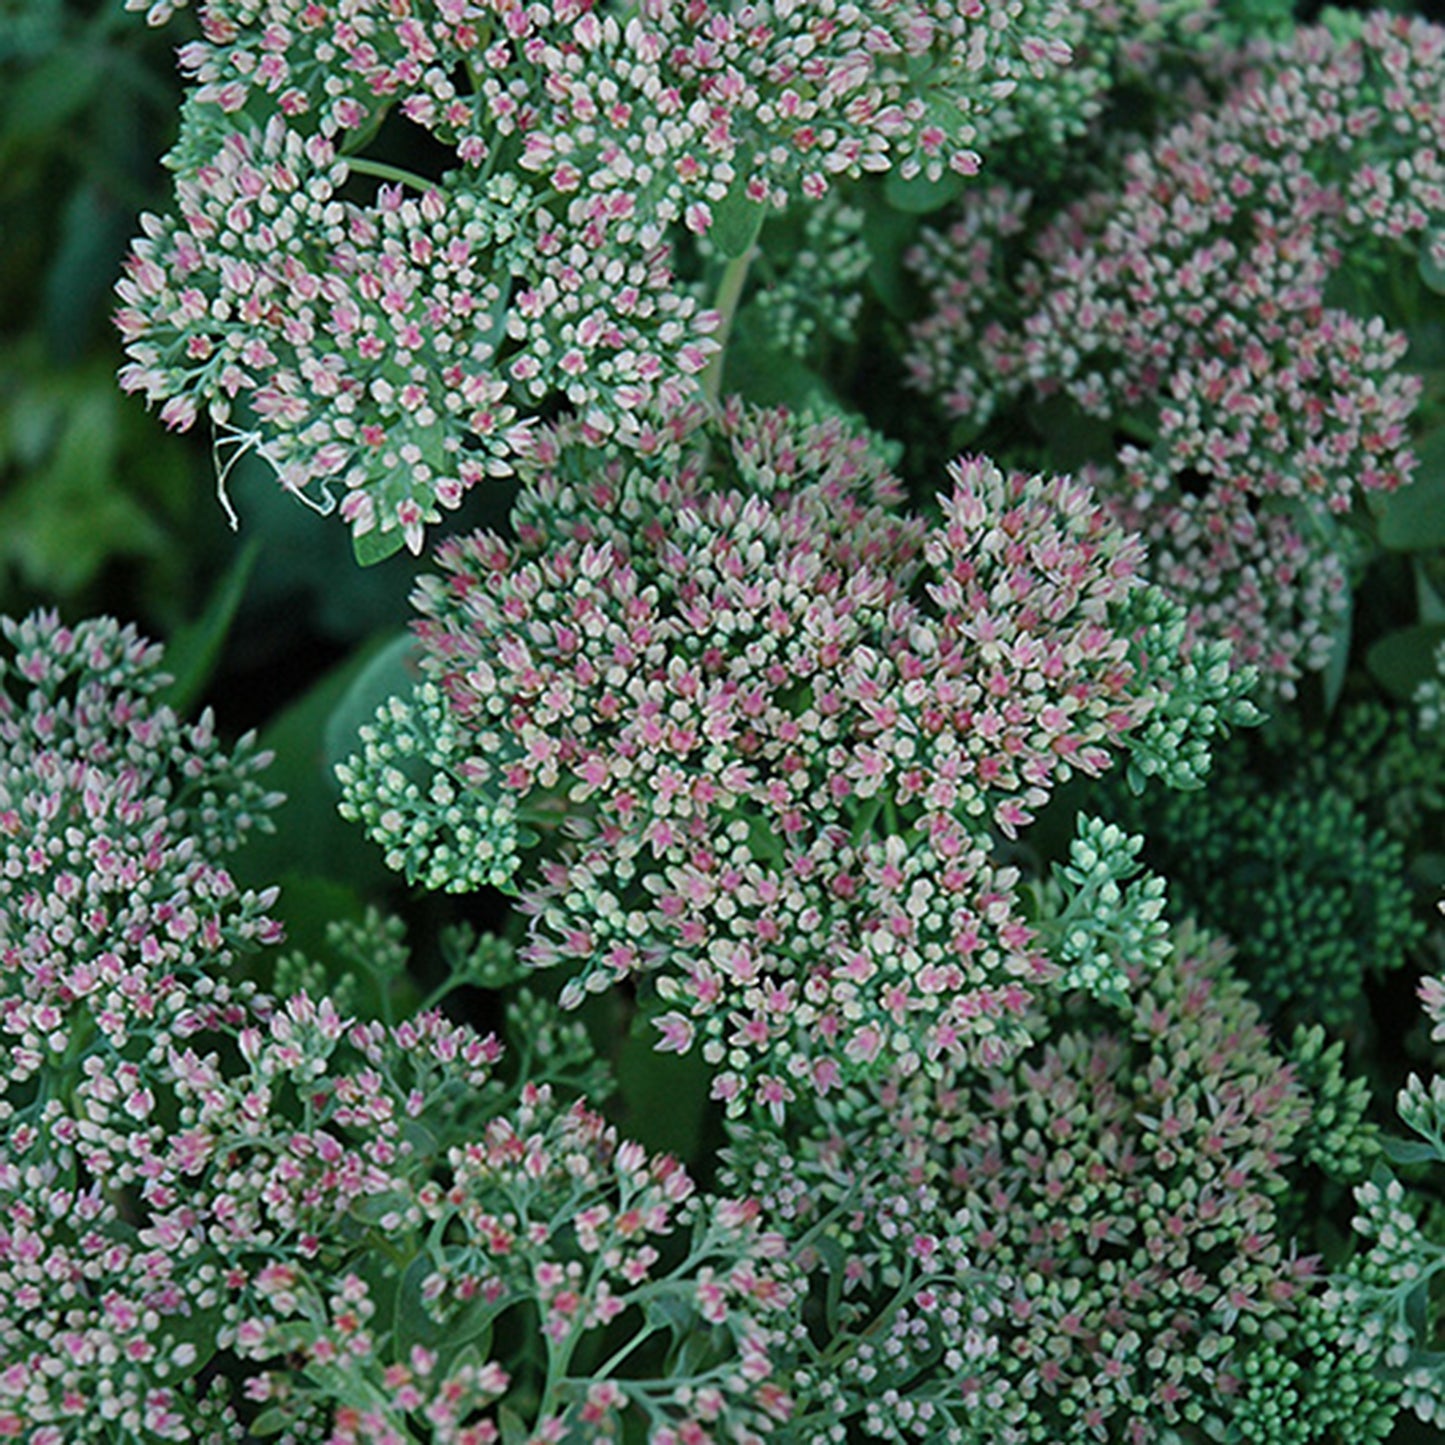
[366,406,1249,1118]
[0,610,794,1438]
[906,15,1444,694]
[117,0,1099,552]
[728,922,1323,1440]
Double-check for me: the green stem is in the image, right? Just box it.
[345,157,437,193]
[417,975,465,1014]
[591,1320,652,1381]
[701,252,754,405]
[536,1321,583,1424]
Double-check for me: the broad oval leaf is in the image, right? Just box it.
[1366,623,1445,701]
[710,156,767,260]
[1377,430,1445,551]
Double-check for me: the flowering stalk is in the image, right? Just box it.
[702,254,756,405]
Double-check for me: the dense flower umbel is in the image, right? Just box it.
[0,613,796,1441]
[0,610,283,1095]
[341,407,1254,1115]
[118,0,1095,552]
[907,15,1445,694]
[723,1102,991,1445]
[231,1079,797,1444]
[0,610,284,1438]
[925,929,1317,1444]
[140,0,1080,191]
[510,398,920,570]
[116,117,705,554]
[730,922,1328,1444]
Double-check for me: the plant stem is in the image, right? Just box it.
[701,251,754,404]
[345,157,437,192]
[883,795,901,838]
[417,976,463,1014]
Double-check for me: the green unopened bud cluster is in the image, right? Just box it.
[1113,752,1422,1029]
[746,192,871,363]
[336,680,521,893]
[1120,588,1263,793]
[1288,1024,1379,1181]
[1043,815,1170,1004]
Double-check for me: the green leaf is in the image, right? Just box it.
[393,1251,499,1360]
[643,1289,698,1341]
[1029,395,1116,473]
[353,526,408,567]
[1410,853,1445,890]
[1421,228,1445,297]
[353,1190,414,1226]
[164,1296,224,1382]
[1418,556,1445,623]
[1366,623,1445,701]
[710,161,767,260]
[158,538,261,714]
[228,447,429,643]
[322,631,420,777]
[861,192,919,319]
[724,312,838,412]
[230,634,398,892]
[392,1252,446,1351]
[44,183,128,361]
[262,872,375,994]
[615,1025,713,1164]
[1,49,101,154]
[1383,1136,1443,1166]
[248,1407,292,1436]
[1376,430,1445,550]
[883,167,967,215]
[1322,589,1352,717]
[0,377,166,592]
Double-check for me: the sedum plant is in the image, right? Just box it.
[0,612,796,1441]
[6,1,1445,1442]
[905,12,1445,697]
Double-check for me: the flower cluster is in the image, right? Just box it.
[117,116,704,556]
[511,396,917,567]
[52,0,1445,1437]
[234,1080,797,1444]
[907,15,1445,693]
[1224,1292,1399,1445]
[0,608,284,1089]
[1110,707,1432,1029]
[726,918,1352,1443]
[0,611,797,1441]
[904,924,1322,1443]
[973,0,1221,165]
[342,404,1254,1116]
[0,609,285,1438]
[724,1098,988,1445]
[117,0,1101,553]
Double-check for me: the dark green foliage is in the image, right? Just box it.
[1109,724,1426,1031]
